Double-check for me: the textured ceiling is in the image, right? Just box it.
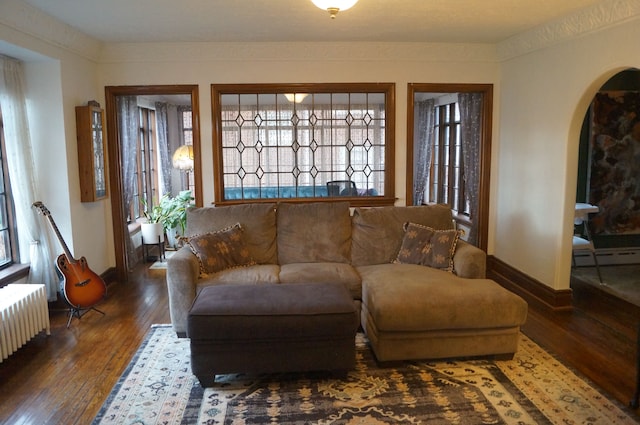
[21,0,603,44]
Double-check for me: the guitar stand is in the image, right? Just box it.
[66,305,105,328]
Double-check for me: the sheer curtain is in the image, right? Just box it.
[458,92,483,245]
[155,102,171,196]
[0,55,58,300]
[413,99,435,205]
[118,95,140,270]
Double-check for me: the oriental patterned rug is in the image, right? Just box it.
[92,325,638,425]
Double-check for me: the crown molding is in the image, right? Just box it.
[0,0,101,61]
[497,0,640,61]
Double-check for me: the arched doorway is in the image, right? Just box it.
[571,68,640,307]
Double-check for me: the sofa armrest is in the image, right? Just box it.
[166,246,200,336]
[453,240,486,279]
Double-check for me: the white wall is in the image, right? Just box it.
[0,3,113,275]
[98,42,500,208]
[497,18,640,290]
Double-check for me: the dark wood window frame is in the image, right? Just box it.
[211,83,396,207]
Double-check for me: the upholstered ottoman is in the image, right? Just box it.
[187,282,359,386]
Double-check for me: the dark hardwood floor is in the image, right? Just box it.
[0,265,170,425]
[0,263,639,424]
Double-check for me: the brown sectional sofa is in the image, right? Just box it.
[166,201,528,361]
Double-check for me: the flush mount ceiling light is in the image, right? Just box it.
[284,93,309,103]
[311,0,359,19]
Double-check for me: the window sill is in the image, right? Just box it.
[0,263,30,288]
[453,213,472,228]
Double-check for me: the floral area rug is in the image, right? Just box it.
[92,325,638,424]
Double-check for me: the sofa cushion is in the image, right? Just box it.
[186,203,277,265]
[279,262,362,299]
[394,222,461,272]
[186,223,256,275]
[358,263,528,331]
[351,204,454,266]
[277,201,351,264]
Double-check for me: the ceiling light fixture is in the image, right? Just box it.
[311,0,359,19]
[284,93,309,103]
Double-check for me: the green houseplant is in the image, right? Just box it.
[144,190,194,248]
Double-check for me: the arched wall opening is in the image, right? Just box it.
[565,67,640,293]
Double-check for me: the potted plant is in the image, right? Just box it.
[159,190,194,248]
[141,198,166,245]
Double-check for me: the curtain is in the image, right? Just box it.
[459,92,483,246]
[0,55,58,300]
[155,102,172,196]
[413,99,435,205]
[118,96,140,270]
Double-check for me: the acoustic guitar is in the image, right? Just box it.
[33,201,107,309]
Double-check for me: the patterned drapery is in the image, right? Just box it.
[118,95,140,270]
[458,93,483,245]
[413,99,435,205]
[155,102,172,196]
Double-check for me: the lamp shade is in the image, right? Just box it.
[172,145,194,171]
[311,0,359,18]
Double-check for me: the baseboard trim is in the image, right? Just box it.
[574,247,640,266]
[487,256,573,311]
[102,267,118,286]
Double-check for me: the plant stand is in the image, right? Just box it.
[142,235,165,263]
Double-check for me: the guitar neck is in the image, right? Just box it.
[48,216,76,263]
[33,202,77,264]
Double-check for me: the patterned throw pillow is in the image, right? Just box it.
[186,223,256,275]
[394,222,461,272]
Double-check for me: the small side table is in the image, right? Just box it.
[573,203,603,283]
[142,235,165,263]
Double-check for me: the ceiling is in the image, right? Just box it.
[21,0,603,44]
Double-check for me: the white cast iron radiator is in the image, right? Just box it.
[0,284,50,363]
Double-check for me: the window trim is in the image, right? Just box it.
[211,83,396,206]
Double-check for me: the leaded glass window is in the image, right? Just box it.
[212,84,395,206]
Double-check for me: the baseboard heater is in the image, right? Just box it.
[0,284,50,363]
[573,247,640,267]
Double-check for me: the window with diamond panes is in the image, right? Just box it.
[428,102,470,216]
[212,84,395,205]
